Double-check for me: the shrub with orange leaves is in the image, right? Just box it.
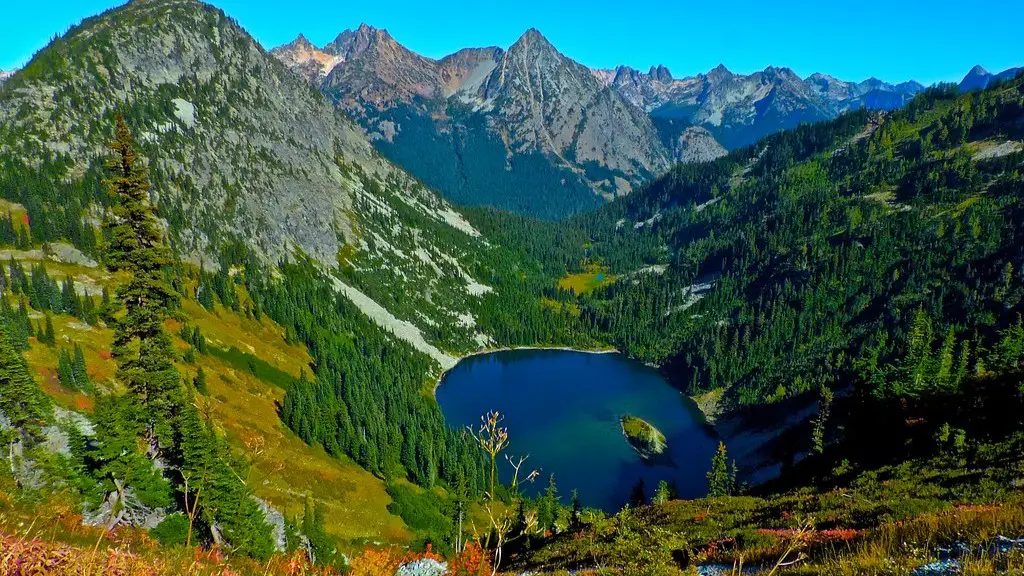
[400,542,444,565]
[448,542,491,576]
[349,547,403,576]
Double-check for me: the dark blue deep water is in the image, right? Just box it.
[436,349,719,511]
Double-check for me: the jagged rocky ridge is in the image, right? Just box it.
[271,28,1020,218]
[273,26,672,218]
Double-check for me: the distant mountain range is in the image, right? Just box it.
[0,69,14,86]
[274,26,668,217]
[272,26,1021,218]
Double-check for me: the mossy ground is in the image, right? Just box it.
[557,263,615,295]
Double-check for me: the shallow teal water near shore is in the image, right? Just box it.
[436,349,719,511]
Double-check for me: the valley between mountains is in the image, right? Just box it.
[1,1,1024,575]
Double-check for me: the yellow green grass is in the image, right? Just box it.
[540,297,581,316]
[0,199,30,233]
[182,297,410,548]
[557,263,615,295]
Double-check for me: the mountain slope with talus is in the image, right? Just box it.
[0,0,507,360]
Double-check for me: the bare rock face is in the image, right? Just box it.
[674,126,728,164]
[276,27,670,214]
[269,34,343,83]
[322,24,450,109]
[477,29,670,196]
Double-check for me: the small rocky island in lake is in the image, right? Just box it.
[620,414,667,460]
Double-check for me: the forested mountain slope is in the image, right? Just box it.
[479,73,1024,416]
[293,26,670,219]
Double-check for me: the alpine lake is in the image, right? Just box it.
[436,349,719,511]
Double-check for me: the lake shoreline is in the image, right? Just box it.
[433,345,620,394]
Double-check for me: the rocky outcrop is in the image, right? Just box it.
[268,34,343,83]
[674,126,728,164]
[253,497,287,552]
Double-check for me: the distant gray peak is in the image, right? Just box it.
[968,64,989,76]
[709,63,731,76]
[512,27,553,50]
[649,65,672,82]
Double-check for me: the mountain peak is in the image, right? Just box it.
[323,23,396,59]
[288,33,313,50]
[513,28,553,49]
[649,64,672,82]
[968,64,989,76]
[709,63,731,76]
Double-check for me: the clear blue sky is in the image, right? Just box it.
[3,0,1022,85]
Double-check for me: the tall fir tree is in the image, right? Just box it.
[102,115,180,444]
[707,442,732,497]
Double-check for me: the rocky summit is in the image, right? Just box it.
[273,28,943,217]
[275,26,669,218]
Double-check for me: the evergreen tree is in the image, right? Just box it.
[653,479,671,504]
[102,115,180,443]
[569,489,583,531]
[707,442,732,497]
[301,495,337,567]
[86,394,172,527]
[811,384,834,454]
[0,325,50,473]
[41,314,56,346]
[72,343,89,388]
[193,366,208,395]
[536,474,559,532]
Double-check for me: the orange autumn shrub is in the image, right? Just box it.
[349,547,403,576]
[449,542,490,576]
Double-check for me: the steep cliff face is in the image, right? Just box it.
[474,29,670,197]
